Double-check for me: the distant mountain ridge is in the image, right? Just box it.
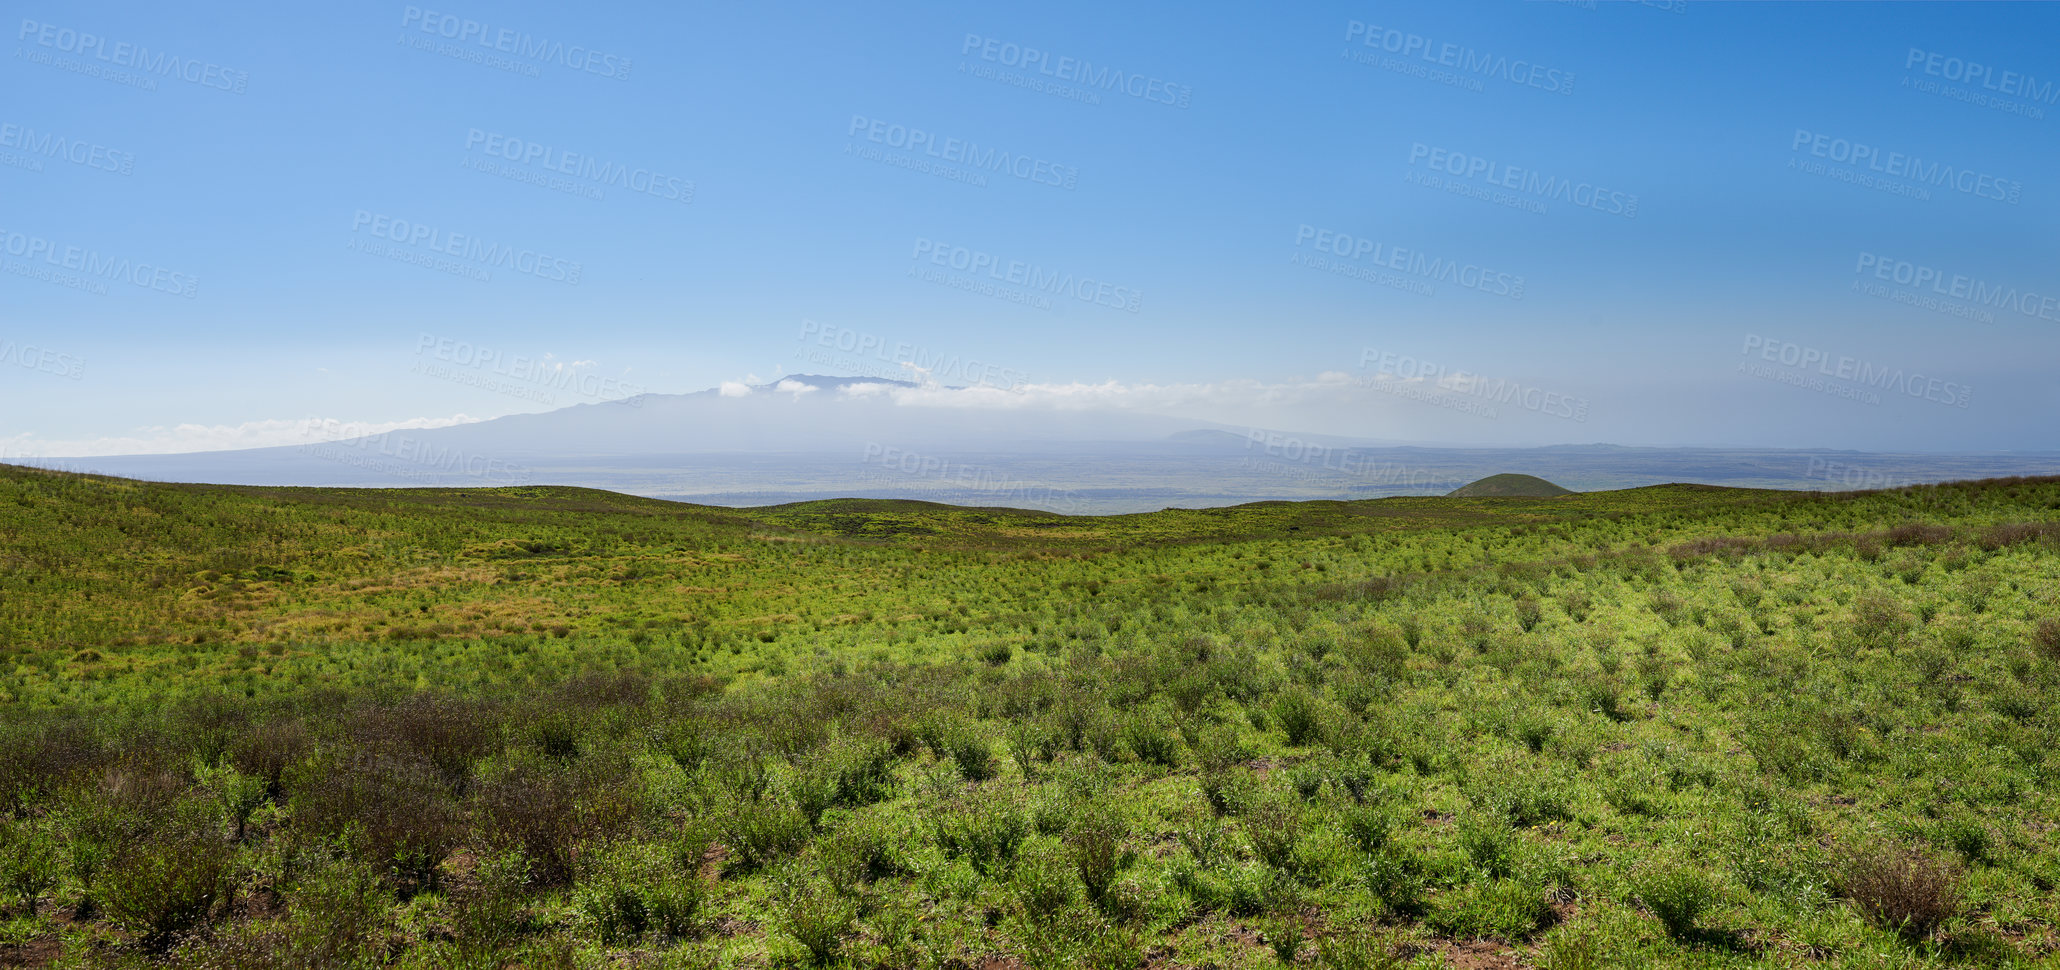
[19,374,2060,513]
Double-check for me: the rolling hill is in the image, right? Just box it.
[1446,473,1576,498]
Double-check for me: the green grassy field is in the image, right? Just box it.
[1,463,2057,968]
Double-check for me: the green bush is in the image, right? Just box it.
[1271,687,1324,747]
[1457,814,1517,879]
[1633,862,1716,939]
[1012,839,1083,917]
[1067,803,1127,906]
[193,758,269,842]
[1851,592,1913,649]
[928,719,996,782]
[573,839,702,942]
[1340,801,1399,856]
[1261,913,1303,962]
[792,734,897,824]
[775,868,859,967]
[276,856,391,967]
[722,797,811,873]
[1245,795,1304,875]
[1429,876,1554,941]
[819,811,908,890]
[1314,923,1399,969]
[1122,715,1182,768]
[934,795,1030,875]
[97,825,234,949]
[0,817,56,915]
[1362,849,1426,916]
[1939,816,1994,864]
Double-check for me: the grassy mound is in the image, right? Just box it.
[1447,473,1575,498]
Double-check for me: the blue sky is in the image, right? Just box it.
[3,0,2057,456]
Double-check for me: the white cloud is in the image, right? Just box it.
[0,413,483,459]
[834,382,894,398]
[718,381,753,398]
[773,379,818,396]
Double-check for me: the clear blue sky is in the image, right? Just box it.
[4,0,2056,455]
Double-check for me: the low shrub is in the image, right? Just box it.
[792,734,897,825]
[1430,876,1555,941]
[473,756,632,886]
[1271,687,1324,747]
[1122,715,1182,768]
[275,855,391,967]
[573,839,702,942]
[1633,861,1716,939]
[933,794,1029,875]
[1341,801,1400,856]
[1011,840,1083,918]
[1363,848,1427,917]
[1067,803,1127,906]
[2033,617,2060,662]
[1261,913,1303,962]
[923,717,996,783]
[1456,814,1518,879]
[450,849,534,954]
[776,868,859,967]
[97,821,234,949]
[820,811,908,890]
[1314,923,1399,970]
[0,817,57,915]
[722,797,811,873]
[1840,846,1962,940]
[291,750,462,889]
[1245,795,1304,875]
